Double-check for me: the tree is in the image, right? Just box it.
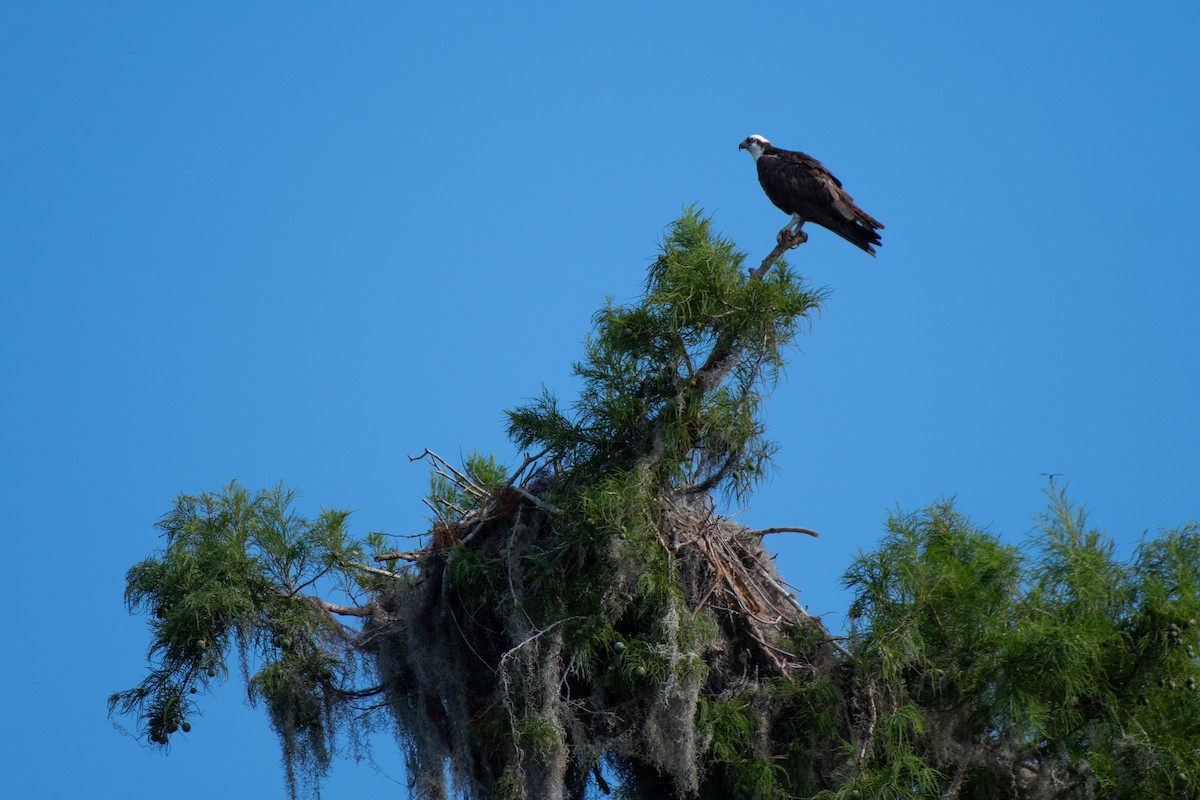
[841,496,1200,798]
[111,210,1200,799]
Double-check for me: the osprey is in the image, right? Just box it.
[739,135,883,255]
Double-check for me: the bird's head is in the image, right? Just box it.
[738,134,770,161]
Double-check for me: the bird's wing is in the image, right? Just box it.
[790,152,862,221]
[777,150,881,228]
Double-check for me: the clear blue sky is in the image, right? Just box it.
[3,3,1198,797]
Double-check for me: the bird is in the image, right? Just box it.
[738,134,883,255]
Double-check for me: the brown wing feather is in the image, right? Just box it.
[756,146,884,254]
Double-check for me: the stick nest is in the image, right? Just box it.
[360,452,841,800]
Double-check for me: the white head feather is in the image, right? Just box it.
[739,134,771,162]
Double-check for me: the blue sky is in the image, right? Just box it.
[3,2,1198,797]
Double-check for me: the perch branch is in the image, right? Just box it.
[750,226,807,280]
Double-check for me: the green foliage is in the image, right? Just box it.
[491,214,822,799]
[417,212,827,798]
[113,208,1200,800]
[507,207,825,500]
[693,669,849,800]
[845,499,1022,701]
[841,489,1200,798]
[699,695,756,764]
[109,481,374,799]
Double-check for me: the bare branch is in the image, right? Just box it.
[748,526,820,538]
[684,446,745,497]
[411,448,489,498]
[374,549,427,563]
[750,226,807,280]
[345,562,406,580]
[308,596,374,618]
[512,485,560,514]
[506,448,552,490]
[499,616,585,669]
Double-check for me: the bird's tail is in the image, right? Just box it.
[835,216,883,256]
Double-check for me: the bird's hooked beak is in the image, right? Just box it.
[738,141,747,151]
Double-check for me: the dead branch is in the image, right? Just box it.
[347,562,406,580]
[310,596,374,618]
[461,513,504,544]
[422,496,449,522]
[512,485,560,514]
[505,448,552,490]
[499,616,584,670]
[748,526,820,538]
[374,549,427,563]
[410,448,489,498]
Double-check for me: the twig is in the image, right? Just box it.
[373,530,427,540]
[505,448,551,490]
[748,526,820,538]
[446,598,499,675]
[374,549,426,563]
[744,627,801,673]
[289,564,336,596]
[499,616,584,669]
[410,448,488,497]
[684,447,745,496]
[461,513,503,545]
[512,485,560,514]
[559,655,576,695]
[692,575,723,613]
[421,497,448,522]
[346,563,406,580]
[759,572,808,612]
